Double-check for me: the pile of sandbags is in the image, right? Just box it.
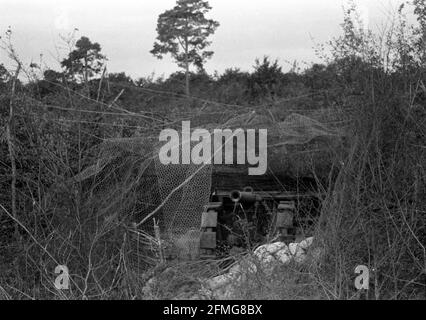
[202,237,315,299]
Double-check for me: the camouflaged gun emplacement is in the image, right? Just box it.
[73,108,348,263]
[198,165,320,259]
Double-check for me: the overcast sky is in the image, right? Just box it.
[0,0,404,79]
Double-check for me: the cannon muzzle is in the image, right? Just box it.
[230,187,258,204]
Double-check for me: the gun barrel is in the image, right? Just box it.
[230,190,258,203]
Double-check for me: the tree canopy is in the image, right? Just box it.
[151,0,219,95]
[61,36,106,84]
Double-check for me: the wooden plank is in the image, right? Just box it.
[200,231,216,249]
[203,202,222,211]
[201,210,218,228]
[276,211,293,227]
[278,201,295,210]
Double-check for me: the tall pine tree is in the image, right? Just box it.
[151,0,219,96]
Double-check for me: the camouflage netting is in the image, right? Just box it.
[73,105,352,269]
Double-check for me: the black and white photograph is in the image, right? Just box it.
[0,0,425,305]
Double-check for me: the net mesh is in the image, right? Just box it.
[73,106,351,269]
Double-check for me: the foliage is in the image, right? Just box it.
[108,72,134,85]
[151,0,219,95]
[61,36,106,84]
[0,1,425,300]
[248,56,285,100]
[0,63,9,83]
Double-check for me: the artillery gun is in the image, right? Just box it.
[197,166,320,259]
